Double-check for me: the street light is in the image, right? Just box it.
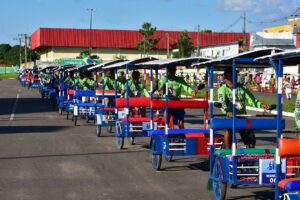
[87,8,94,55]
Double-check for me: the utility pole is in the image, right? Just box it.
[28,36,32,66]
[24,34,28,68]
[18,34,27,68]
[197,25,200,56]
[243,12,246,49]
[166,33,169,58]
[143,36,146,57]
[14,36,22,69]
[87,8,94,55]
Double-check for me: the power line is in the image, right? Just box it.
[247,6,300,25]
[221,15,243,32]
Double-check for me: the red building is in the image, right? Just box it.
[31,28,249,62]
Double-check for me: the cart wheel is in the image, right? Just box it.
[107,125,113,133]
[71,115,74,121]
[152,154,162,170]
[116,123,124,149]
[165,155,173,162]
[117,136,124,149]
[128,137,135,145]
[66,112,69,120]
[59,108,62,115]
[74,117,77,126]
[212,157,227,200]
[151,139,162,170]
[86,116,90,123]
[96,125,101,137]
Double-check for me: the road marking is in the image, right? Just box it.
[10,89,20,121]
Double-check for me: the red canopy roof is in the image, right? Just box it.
[31,28,249,50]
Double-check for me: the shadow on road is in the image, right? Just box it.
[0,149,147,160]
[227,188,274,200]
[0,98,56,115]
[158,157,210,172]
[0,126,68,134]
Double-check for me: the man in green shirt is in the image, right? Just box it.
[103,69,124,91]
[158,67,203,129]
[295,89,300,130]
[218,68,270,148]
[64,72,75,87]
[74,71,94,91]
[122,70,149,117]
[122,71,149,98]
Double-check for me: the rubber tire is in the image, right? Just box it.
[152,154,162,171]
[117,136,124,149]
[66,112,69,120]
[116,123,124,149]
[96,125,101,137]
[59,108,62,115]
[128,137,135,145]
[212,157,227,200]
[86,116,90,123]
[107,125,113,133]
[151,139,162,170]
[74,116,77,126]
[165,155,173,162]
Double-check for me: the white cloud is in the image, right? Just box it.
[218,0,300,20]
[218,0,299,14]
[217,0,258,12]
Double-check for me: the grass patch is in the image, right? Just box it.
[0,73,18,79]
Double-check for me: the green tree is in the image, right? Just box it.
[4,45,21,65]
[30,49,40,62]
[201,29,212,32]
[173,30,194,58]
[0,44,11,64]
[136,22,160,56]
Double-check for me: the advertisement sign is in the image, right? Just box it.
[259,158,286,184]
[142,122,157,131]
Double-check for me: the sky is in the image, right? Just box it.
[1,0,300,45]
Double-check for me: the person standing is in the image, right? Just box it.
[284,77,292,100]
[295,88,300,130]
[218,68,270,148]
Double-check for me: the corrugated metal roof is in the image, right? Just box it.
[192,48,284,68]
[31,28,250,50]
[255,49,300,66]
[102,57,158,69]
[138,57,211,67]
[88,59,128,71]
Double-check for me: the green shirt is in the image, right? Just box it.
[64,77,75,86]
[295,90,300,130]
[74,78,93,90]
[122,80,150,97]
[103,77,124,90]
[159,76,194,98]
[218,83,262,115]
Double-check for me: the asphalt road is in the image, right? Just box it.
[0,79,296,200]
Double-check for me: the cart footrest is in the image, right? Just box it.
[279,178,300,191]
[215,148,275,156]
[121,117,160,123]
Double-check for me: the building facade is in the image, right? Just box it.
[193,42,240,58]
[31,28,249,63]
